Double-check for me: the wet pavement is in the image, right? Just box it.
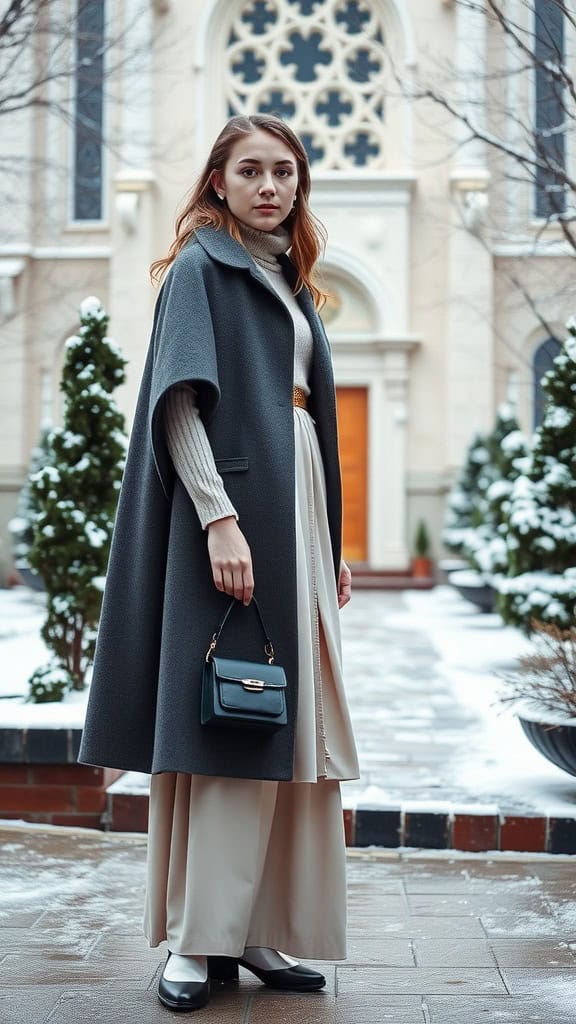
[1,824,576,1023]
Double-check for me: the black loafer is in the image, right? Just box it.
[239,959,326,991]
[158,956,210,1011]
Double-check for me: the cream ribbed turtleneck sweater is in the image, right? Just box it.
[238,224,313,394]
[164,224,314,529]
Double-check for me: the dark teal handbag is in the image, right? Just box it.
[201,597,288,731]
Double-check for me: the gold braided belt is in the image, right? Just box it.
[292,385,308,410]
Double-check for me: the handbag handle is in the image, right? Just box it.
[205,597,276,665]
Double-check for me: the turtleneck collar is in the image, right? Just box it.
[238,223,291,273]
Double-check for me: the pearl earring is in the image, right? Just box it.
[217,192,224,200]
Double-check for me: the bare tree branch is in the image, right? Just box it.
[392,0,576,265]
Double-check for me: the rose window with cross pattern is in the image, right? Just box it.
[226,0,387,169]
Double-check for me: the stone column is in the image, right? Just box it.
[107,0,156,424]
[445,3,494,468]
[369,346,413,570]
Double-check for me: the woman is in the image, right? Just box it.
[79,114,359,1012]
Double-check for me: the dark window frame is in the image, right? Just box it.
[533,0,566,219]
[73,0,105,222]
[533,335,562,428]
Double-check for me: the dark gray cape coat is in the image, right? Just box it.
[78,225,342,781]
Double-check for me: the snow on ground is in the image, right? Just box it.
[0,588,48,699]
[0,587,87,726]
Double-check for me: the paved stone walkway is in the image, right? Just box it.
[340,589,570,819]
[342,590,464,808]
[1,825,576,1023]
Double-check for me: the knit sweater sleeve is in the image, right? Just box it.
[164,384,239,529]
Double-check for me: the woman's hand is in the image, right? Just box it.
[207,516,254,605]
[337,560,352,610]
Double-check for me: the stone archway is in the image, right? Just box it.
[319,254,419,571]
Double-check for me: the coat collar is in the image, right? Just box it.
[195,224,298,285]
[194,224,319,330]
[194,222,305,301]
[195,224,255,270]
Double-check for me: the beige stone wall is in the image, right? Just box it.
[494,256,575,432]
[0,0,573,581]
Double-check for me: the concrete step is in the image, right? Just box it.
[352,574,435,590]
[349,566,435,589]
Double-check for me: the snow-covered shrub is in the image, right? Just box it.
[28,662,72,704]
[8,428,53,581]
[465,408,529,578]
[27,297,127,696]
[496,319,576,632]
[443,405,528,579]
[442,432,491,555]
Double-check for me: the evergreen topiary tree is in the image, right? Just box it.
[465,405,529,578]
[442,431,491,556]
[497,318,576,632]
[27,297,127,699]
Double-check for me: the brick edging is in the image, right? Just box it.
[0,728,83,764]
[1,722,573,853]
[349,805,572,855]
[107,788,576,855]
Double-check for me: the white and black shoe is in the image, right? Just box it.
[158,952,210,1012]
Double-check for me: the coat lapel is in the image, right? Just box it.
[195,225,333,386]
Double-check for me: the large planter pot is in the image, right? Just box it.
[449,569,495,613]
[437,558,469,585]
[518,708,576,778]
[16,563,45,593]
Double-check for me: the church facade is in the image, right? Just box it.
[0,0,572,582]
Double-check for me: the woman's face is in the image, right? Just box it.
[212,129,299,232]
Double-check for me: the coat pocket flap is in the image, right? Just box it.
[214,457,249,473]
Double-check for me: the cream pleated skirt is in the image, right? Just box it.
[143,406,359,959]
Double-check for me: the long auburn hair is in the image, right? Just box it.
[150,114,328,309]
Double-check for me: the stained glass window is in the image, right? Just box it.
[226,0,387,169]
[73,1,105,221]
[534,0,566,218]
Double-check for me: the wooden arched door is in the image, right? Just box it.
[335,386,368,563]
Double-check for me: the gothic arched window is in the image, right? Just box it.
[73,0,105,221]
[533,336,561,428]
[226,0,387,169]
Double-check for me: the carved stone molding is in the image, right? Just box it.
[0,258,25,319]
[114,171,155,235]
[450,168,491,233]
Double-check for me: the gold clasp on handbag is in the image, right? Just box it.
[264,641,275,665]
[242,678,265,692]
